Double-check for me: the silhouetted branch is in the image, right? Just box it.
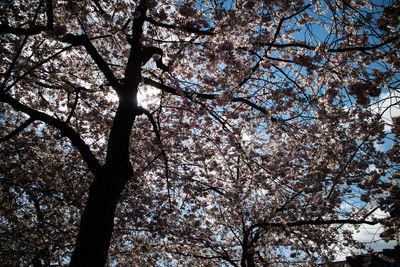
[247,218,377,234]
[258,35,400,53]
[144,16,215,36]
[4,45,73,93]
[143,78,278,122]
[0,117,35,143]
[66,91,80,124]
[140,106,172,208]
[0,35,29,92]
[0,93,102,176]
[141,46,169,71]
[62,34,122,91]
[0,0,53,35]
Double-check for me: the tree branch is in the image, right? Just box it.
[171,250,238,266]
[139,106,172,208]
[141,46,169,71]
[248,218,377,234]
[258,35,399,53]
[0,0,53,35]
[144,16,215,36]
[143,78,277,120]
[0,93,102,177]
[0,35,29,92]
[117,0,148,105]
[0,117,35,143]
[66,91,80,124]
[260,42,315,50]
[328,35,400,52]
[285,219,377,227]
[269,4,311,50]
[4,45,73,93]
[92,0,105,14]
[62,34,122,91]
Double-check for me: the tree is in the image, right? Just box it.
[1,0,399,265]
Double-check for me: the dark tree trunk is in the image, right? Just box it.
[241,230,256,267]
[70,0,146,263]
[241,252,256,267]
[69,174,125,266]
[70,104,137,266]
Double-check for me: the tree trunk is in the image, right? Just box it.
[241,231,256,267]
[241,252,256,267]
[68,0,144,256]
[69,174,126,266]
[70,103,137,266]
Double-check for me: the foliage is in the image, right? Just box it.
[1,0,400,265]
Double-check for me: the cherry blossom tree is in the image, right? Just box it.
[1,0,399,265]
